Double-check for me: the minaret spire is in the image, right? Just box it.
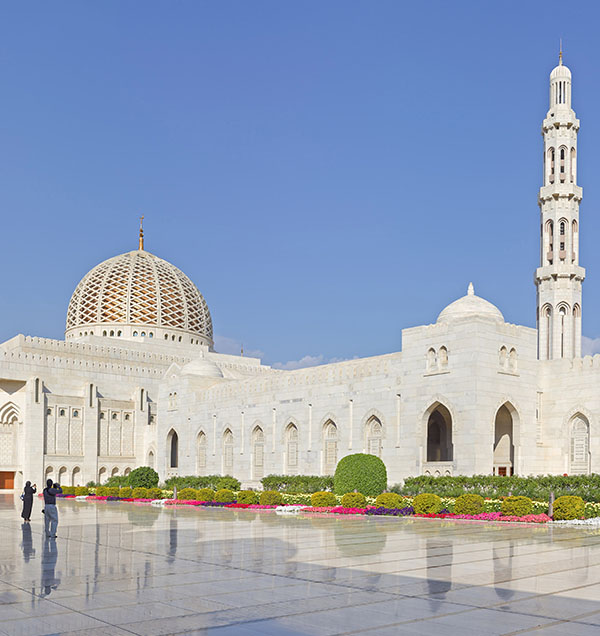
[138,216,145,251]
[559,38,563,65]
[535,56,584,360]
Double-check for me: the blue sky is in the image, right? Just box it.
[2,1,600,367]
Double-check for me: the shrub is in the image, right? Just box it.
[454,493,485,515]
[334,454,387,497]
[106,487,120,497]
[178,488,199,500]
[105,475,129,488]
[553,495,585,520]
[216,476,241,491]
[260,490,283,505]
[95,486,108,497]
[501,496,533,516]
[74,486,89,496]
[119,487,132,498]
[214,488,235,503]
[128,466,159,488]
[164,475,228,490]
[341,492,367,508]
[196,488,215,502]
[261,475,334,493]
[61,486,74,495]
[375,493,401,509]
[311,491,337,507]
[131,487,149,499]
[147,488,163,500]
[237,490,259,505]
[413,493,443,514]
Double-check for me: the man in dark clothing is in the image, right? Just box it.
[43,480,62,538]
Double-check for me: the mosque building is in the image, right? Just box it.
[0,56,596,491]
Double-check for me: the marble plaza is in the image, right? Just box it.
[1,496,600,635]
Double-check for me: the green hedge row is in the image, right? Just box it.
[163,475,241,491]
[394,474,600,502]
[261,475,334,493]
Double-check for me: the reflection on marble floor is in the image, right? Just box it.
[1,494,600,635]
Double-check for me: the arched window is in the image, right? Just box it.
[559,305,568,358]
[103,331,107,337]
[59,409,65,417]
[572,220,578,263]
[167,429,178,468]
[72,466,81,487]
[133,331,138,337]
[509,348,517,372]
[438,346,448,369]
[546,220,554,264]
[560,147,566,182]
[366,416,382,458]
[569,415,590,475]
[548,148,555,184]
[323,421,338,474]
[141,331,146,337]
[494,404,515,476]
[197,432,207,471]
[223,429,234,473]
[544,305,553,359]
[164,334,169,340]
[58,466,67,484]
[285,424,299,473]
[147,450,155,469]
[110,330,114,337]
[111,467,119,477]
[570,147,576,183]
[98,466,106,483]
[426,348,436,371]
[252,426,265,480]
[499,346,508,369]
[573,304,581,358]
[117,330,122,337]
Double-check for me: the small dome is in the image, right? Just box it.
[437,283,504,324]
[181,357,223,378]
[66,249,213,346]
[550,61,571,80]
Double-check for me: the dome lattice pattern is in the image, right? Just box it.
[66,250,212,341]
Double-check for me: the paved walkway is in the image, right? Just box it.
[1,494,600,635]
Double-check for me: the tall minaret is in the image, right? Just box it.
[536,52,585,360]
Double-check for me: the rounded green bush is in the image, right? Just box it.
[311,491,337,507]
[341,492,367,508]
[128,466,159,489]
[196,488,215,502]
[147,487,163,500]
[501,496,533,517]
[74,486,88,496]
[95,486,108,497]
[375,493,401,509]
[178,487,199,500]
[334,453,387,496]
[454,493,484,515]
[216,476,241,491]
[106,487,120,497]
[131,487,149,499]
[553,495,585,520]
[413,493,443,514]
[214,488,235,503]
[237,490,259,505]
[118,487,132,498]
[260,490,283,505]
[60,486,73,495]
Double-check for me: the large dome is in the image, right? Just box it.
[437,283,504,324]
[65,249,213,347]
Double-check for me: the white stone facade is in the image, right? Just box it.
[0,57,598,491]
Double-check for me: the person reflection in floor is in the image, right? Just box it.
[20,522,35,562]
[40,537,60,596]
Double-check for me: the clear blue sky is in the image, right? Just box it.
[2,1,600,368]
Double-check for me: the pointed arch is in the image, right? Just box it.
[322,419,338,475]
[493,402,515,476]
[196,430,207,472]
[285,422,299,473]
[252,425,265,480]
[222,428,234,474]
[422,401,453,463]
[166,428,179,469]
[0,401,20,424]
[568,413,590,475]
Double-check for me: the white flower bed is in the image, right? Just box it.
[275,505,307,514]
[552,516,600,526]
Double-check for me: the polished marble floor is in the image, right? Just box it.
[1,495,600,635]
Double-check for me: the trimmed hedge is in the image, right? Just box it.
[375,493,401,509]
[196,488,215,502]
[128,467,159,488]
[163,475,240,491]
[394,474,600,502]
[237,490,259,505]
[334,454,387,496]
[147,487,163,500]
[95,486,108,497]
[413,493,443,514]
[61,486,75,495]
[214,488,235,503]
[119,487,132,498]
[261,475,334,493]
[553,495,585,520]
[501,496,533,516]
[454,494,484,515]
[131,487,149,499]
[260,491,283,505]
[311,491,337,507]
[106,487,120,497]
[341,492,367,508]
[178,488,200,500]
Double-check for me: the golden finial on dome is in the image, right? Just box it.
[241,343,244,357]
[139,215,144,251]
[559,38,563,65]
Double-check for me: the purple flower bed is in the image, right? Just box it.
[365,506,415,516]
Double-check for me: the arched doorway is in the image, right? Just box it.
[58,466,67,485]
[72,466,81,486]
[323,421,338,475]
[285,424,299,474]
[426,404,453,462]
[252,426,265,480]
[569,414,590,474]
[167,429,178,469]
[98,466,106,483]
[493,404,514,476]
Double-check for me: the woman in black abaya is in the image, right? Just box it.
[21,481,36,522]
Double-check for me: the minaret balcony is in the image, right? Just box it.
[539,183,583,201]
[535,263,586,282]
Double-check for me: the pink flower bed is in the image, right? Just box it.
[163,499,207,506]
[330,506,368,515]
[247,504,277,509]
[415,512,551,523]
